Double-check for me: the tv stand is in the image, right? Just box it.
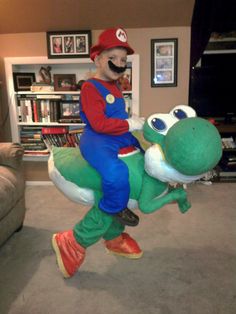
[224,113,236,124]
[214,122,236,182]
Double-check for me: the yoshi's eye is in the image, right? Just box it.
[147,113,175,135]
[147,105,197,137]
[151,118,167,131]
[170,105,196,119]
[172,109,187,120]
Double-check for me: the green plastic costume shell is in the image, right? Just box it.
[49,105,222,217]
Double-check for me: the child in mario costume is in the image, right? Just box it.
[52,27,145,278]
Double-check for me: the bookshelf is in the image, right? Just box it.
[4,55,140,160]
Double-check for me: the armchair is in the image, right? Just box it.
[0,143,26,247]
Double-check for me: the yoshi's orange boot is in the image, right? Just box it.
[52,230,85,278]
[104,232,143,259]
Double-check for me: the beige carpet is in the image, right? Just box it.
[0,182,235,314]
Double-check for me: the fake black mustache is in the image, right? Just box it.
[108,60,127,74]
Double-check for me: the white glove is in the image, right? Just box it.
[126,116,145,132]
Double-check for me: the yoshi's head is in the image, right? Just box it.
[143,105,222,184]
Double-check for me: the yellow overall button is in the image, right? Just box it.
[106,94,115,104]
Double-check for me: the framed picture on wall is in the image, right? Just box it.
[151,38,178,87]
[46,30,91,59]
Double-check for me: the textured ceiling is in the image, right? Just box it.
[0,0,195,34]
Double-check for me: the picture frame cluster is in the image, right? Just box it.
[46,30,92,59]
[151,38,178,87]
[13,72,82,93]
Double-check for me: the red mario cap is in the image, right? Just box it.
[90,27,134,61]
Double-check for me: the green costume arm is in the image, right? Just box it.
[138,173,191,214]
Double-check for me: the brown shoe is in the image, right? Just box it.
[114,208,139,226]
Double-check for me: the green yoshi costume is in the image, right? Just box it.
[50,105,222,278]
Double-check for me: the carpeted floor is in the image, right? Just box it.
[0,182,235,314]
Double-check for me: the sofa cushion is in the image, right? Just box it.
[0,166,25,220]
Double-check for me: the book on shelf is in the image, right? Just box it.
[41,126,68,134]
[32,99,38,122]
[17,96,61,123]
[20,125,49,155]
[17,95,83,123]
[41,126,82,149]
[21,125,43,132]
[21,137,42,143]
[68,125,84,134]
[31,83,54,92]
[36,94,62,99]
[19,122,83,155]
[21,142,47,150]
[23,149,50,156]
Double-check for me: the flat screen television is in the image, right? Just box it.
[189,52,236,122]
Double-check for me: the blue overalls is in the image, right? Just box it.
[79,79,141,215]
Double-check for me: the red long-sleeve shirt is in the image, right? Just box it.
[80,78,129,135]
